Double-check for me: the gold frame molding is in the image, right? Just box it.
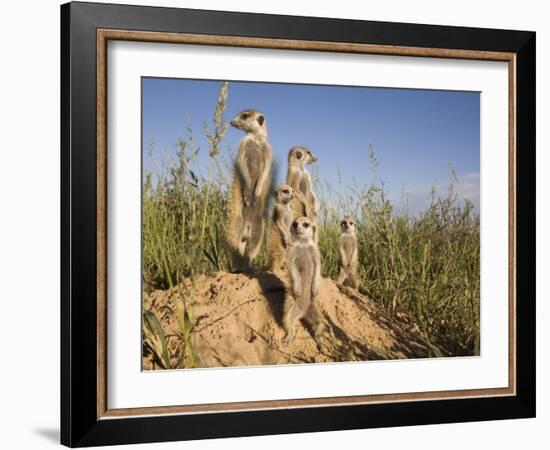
[96,29,516,420]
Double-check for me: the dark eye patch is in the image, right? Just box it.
[296,151,302,159]
[303,223,309,228]
[241,113,249,120]
[292,222,298,229]
[282,189,289,194]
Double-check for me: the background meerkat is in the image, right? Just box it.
[283,216,325,348]
[286,146,319,222]
[226,109,272,272]
[337,216,359,289]
[267,184,294,272]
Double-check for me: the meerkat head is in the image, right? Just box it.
[340,216,356,235]
[230,109,266,135]
[290,216,316,242]
[274,184,294,204]
[288,146,317,167]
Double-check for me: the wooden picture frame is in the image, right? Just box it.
[61,1,535,447]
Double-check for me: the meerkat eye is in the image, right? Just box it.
[282,189,289,194]
[257,115,264,125]
[241,113,249,120]
[292,222,298,229]
[303,223,309,228]
[296,151,302,159]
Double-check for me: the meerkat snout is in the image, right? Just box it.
[291,217,315,240]
[340,217,356,234]
[275,184,294,204]
[288,146,317,165]
[230,109,266,133]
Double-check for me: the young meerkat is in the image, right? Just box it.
[226,109,272,272]
[337,216,359,289]
[268,184,295,272]
[286,146,319,222]
[283,216,326,348]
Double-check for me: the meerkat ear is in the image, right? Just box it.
[257,115,264,126]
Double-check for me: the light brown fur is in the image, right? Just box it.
[337,216,359,289]
[226,109,272,271]
[286,146,319,222]
[283,217,326,348]
[268,184,294,272]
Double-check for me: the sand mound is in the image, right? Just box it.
[143,271,429,369]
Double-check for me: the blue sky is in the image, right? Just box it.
[142,78,480,213]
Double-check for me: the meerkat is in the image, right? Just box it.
[337,216,359,289]
[226,109,272,272]
[286,146,319,221]
[268,184,295,272]
[282,216,326,348]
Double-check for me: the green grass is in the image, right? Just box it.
[142,82,480,367]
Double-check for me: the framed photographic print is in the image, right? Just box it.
[60,1,536,447]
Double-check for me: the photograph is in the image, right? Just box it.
[141,78,481,370]
[54,1,537,446]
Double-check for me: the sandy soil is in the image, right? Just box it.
[143,271,429,369]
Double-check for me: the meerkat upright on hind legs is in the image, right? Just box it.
[268,184,294,272]
[337,216,359,289]
[226,109,272,272]
[286,146,319,222]
[282,217,326,349]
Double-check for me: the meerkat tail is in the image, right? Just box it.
[337,267,347,285]
[283,301,302,344]
[349,269,360,289]
[304,303,326,340]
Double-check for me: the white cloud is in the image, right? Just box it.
[391,172,480,215]
[453,172,480,210]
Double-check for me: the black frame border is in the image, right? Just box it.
[61,2,535,447]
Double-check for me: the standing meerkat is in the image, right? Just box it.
[268,184,295,272]
[337,216,359,289]
[226,109,272,272]
[286,146,319,221]
[283,216,326,348]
